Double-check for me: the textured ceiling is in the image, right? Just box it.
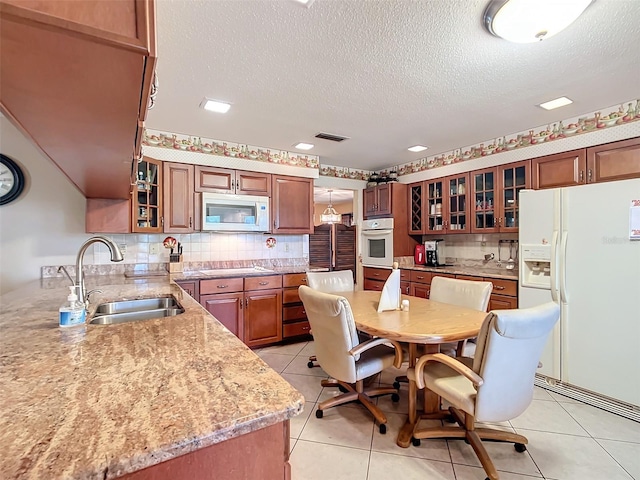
[147,0,640,172]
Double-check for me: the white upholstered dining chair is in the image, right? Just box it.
[305,270,355,368]
[394,276,492,389]
[298,285,403,433]
[407,302,560,480]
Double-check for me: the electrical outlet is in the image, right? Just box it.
[118,243,127,255]
[284,244,290,252]
[149,243,160,255]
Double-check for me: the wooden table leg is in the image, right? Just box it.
[397,343,418,448]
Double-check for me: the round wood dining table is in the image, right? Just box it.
[337,290,487,448]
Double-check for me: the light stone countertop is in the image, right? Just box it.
[0,276,304,480]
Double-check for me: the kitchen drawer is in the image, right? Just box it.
[282,288,301,305]
[400,269,411,281]
[364,278,386,291]
[283,320,311,338]
[490,278,517,297]
[283,305,306,322]
[364,267,391,281]
[283,273,307,288]
[431,272,455,280]
[401,281,411,295]
[245,275,282,291]
[200,277,244,295]
[489,294,518,310]
[455,274,482,282]
[410,270,432,284]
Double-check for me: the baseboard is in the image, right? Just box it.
[535,374,640,423]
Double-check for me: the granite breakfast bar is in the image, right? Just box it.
[0,276,304,480]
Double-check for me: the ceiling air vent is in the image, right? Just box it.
[315,132,349,142]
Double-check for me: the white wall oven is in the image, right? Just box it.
[361,218,394,267]
[202,193,270,232]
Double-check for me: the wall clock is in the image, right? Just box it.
[0,154,26,205]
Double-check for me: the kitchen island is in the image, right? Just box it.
[0,276,304,480]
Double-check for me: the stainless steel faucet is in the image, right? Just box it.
[75,236,124,306]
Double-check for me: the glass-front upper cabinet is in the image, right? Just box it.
[471,168,496,233]
[471,161,530,233]
[499,160,530,232]
[132,157,163,233]
[446,173,469,234]
[426,179,445,233]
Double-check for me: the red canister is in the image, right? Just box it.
[414,244,426,265]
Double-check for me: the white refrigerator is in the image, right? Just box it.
[519,178,640,409]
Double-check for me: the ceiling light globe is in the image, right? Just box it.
[485,0,593,43]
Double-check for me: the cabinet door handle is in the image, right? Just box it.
[302,309,306,314]
[217,285,228,289]
[302,277,307,283]
[494,285,505,290]
[161,216,164,226]
[579,170,584,183]
[245,298,249,307]
[259,281,268,285]
[587,169,593,182]
[301,325,310,331]
[273,220,277,229]
[189,217,193,228]
[374,273,380,276]
[417,275,424,280]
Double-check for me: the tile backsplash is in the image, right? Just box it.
[79,233,308,265]
[424,233,519,265]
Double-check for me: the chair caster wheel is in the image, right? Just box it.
[338,384,348,393]
[391,393,400,402]
[514,443,527,453]
[393,381,401,390]
[307,361,315,368]
[379,424,387,434]
[412,437,421,447]
[444,414,455,423]
[315,409,323,419]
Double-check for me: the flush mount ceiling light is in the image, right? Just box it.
[294,142,314,150]
[320,190,342,224]
[539,96,573,110]
[293,0,315,7]
[201,98,231,113]
[483,0,593,43]
[408,145,428,153]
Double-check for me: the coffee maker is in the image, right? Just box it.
[424,239,446,267]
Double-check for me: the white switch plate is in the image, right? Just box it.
[149,243,160,255]
[118,243,127,255]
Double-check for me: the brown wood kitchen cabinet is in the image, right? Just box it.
[243,275,283,348]
[363,267,391,292]
[271,175,314,234]
[200,278,245,341]
[282,273,311,339]
[194,166,271,196]
[1,0,157,199]
[455,274,518,309]
[364,182,411,220]
[175,280,199,300]
[471,161,530,233]
[409,174,471,235]
[163,162,195,233]
[532,137,640,189]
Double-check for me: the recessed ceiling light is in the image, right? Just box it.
[408,145,428,152]
[294,143,314,150]
[294,0,315,7]
[201,98,231,114]
[539,96,573,110]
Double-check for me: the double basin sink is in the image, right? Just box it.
[90,296,184,325]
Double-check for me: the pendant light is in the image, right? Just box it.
[320,189,342,224]
[483,0,593,43]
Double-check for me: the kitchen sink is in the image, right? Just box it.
[90,296,184,325]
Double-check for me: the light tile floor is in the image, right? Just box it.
[256,341,640,480]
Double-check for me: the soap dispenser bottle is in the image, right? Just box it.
[59,285,86,327]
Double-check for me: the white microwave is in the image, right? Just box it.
[202,193,270,232]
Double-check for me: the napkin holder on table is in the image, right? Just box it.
[377,267,401,312]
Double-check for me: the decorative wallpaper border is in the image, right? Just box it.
[391,99,640,176]
[144,99,640,181]
[143,129,320,169]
